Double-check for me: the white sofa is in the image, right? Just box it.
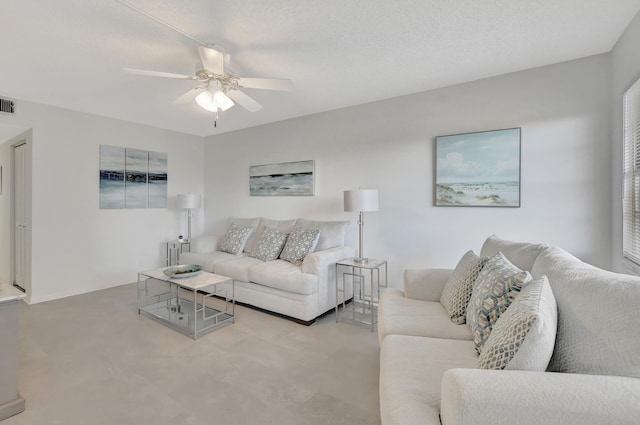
[378,235,640,425]
[180,217,355,325]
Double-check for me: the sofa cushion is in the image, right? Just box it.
[477,275,557,371]
[219,222,254,255]
[279,226,320,265]
[440,250,488,325]
[379,334,477,425]
[253,218,297,242]
[467,252,531,354]
[378,289,473,342]
[178,251,238,273]
[480,234,548,272]
[227,217,261,253]
[248,259,319,295]
[249,226,289,262]
[295,219,350,251]
[214,256,264,282]
[532,246,640,378]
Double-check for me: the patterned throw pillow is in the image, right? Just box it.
[466,252,531,354]
[440,250,488,325]
[279,226,320,265]
[219,222,254,255]
[249,226,289,262]
[478,275,557,370]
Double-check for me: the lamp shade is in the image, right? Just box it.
[344,189,379,212]
[176,193,201,209]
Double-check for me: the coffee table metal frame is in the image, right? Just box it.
[137,268,234,340]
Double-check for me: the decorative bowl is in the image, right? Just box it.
[163,264,202,279]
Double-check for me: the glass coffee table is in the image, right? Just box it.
[137,267,234,339]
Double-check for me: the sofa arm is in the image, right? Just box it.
[441,369,640,425]
[302,246,356,275]
[402,268,452,302]
[189,235,221,253]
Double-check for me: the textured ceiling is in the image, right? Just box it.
[1,0,639,137]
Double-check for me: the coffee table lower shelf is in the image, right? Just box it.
[139,297,234,339]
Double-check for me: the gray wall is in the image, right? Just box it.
[204,54,613,287]
[611,11,640,273]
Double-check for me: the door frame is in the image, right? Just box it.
[7,130,32,301]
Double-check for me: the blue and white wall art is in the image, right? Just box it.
[435,128,521,207]
[250,160,315,196]
[99,145,167,209]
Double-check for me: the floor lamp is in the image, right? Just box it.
[176,193,201,241]
[344,189,379,264]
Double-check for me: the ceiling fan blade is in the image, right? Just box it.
[237,77,294,91]
[124,68,194,79]
[198,46,225,75]
[172,87,206,104]
[227,89,262,112]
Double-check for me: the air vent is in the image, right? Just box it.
[0,97,15,115]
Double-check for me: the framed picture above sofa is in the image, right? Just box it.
[249,160,315,196]
[434,128,521,207]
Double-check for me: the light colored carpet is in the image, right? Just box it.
[5,283,381,425]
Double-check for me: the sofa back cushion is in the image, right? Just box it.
[253,218,297,242]
[532,247,640,378]
[480,234,548,272]
[295,219,350,251]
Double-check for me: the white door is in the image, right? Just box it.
[13,143,26,290]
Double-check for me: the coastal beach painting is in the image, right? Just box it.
[435,128,521,207]
[99,145,168,209]
[250,160,314,196]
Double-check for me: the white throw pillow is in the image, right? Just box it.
[477,275,557,370]
[219,222,254,255]
[279,226,320,265]
[227,217,261,253]
[466,252,532,354]
[249,226,289,262]
[440,250,488,325]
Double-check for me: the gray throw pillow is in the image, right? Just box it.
[219,222,254,255]
[466,252,531,355]
[440,250,488,325]
[279,226,320,265]
[250,226,289,262]
[478,275,557,371]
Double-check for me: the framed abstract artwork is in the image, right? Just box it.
[99,145,167,209]
[434,128,521,207]
[249,160,314,196]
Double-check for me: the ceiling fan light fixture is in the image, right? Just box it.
[195,89,234,112]
[213,90,234,111]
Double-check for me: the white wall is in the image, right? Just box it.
[611,11,640,273]
[203,54,612,288]
[0,102,205,303]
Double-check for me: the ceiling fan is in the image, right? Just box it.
[118,0,294,125]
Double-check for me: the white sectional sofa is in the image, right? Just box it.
[180,217,355,325]
[378,235,640,425]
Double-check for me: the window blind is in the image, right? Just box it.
[623,76,640,269]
